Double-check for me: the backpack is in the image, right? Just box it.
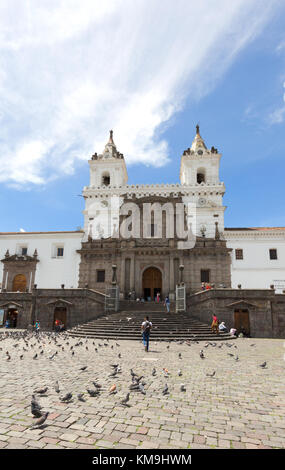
[144,321,151,334]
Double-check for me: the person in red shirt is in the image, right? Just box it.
[211,314,219,334]
[55,319,60,332]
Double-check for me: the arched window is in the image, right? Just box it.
[102,172,110,186]
[197,169,206,184]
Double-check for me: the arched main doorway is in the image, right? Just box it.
[12,274,27,292]
[142,267,162,300]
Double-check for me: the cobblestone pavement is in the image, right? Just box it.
[0,332,284,449]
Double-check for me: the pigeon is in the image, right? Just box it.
[130,369,138,378]
[77,393,86,402]
[79,366,87,371]
[60,392,72,402]
[109,370,118,378]
[92,382,102,389]
[31,394,42,409]
[34,387,48,395]
[152,368,156,376]
[54,381,60,393]
[162,384,169,395]
[138,383,146,395]
[120,393,130,406]
[31,407,43,418]
[178,369,182,377]
[109,384,117,394]
[33,353,38,360]
[206,371,216,378]
[180,384,186,392]
[30,412,49,429]
[178,353,182,359]
[259,362,267,368]
[87,389,99,397]
[199,350,205,359]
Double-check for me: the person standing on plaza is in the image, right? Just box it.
[164,296,170,313]
[156,292,160,303]
[141,316,152,352]
[35,320,40,334]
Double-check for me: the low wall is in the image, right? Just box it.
[0,288,106,331]
[187,288,285,338]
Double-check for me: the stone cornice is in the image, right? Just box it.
[82,182,225,198]
[224,230,285,240]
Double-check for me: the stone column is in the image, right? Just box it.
[120,257,125,294]
[169,256,175,300]
[130,255,135,294]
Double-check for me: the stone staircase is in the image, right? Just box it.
[68,302,234,341]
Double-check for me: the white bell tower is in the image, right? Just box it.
[88,130,128,188]
[180,125,226,238]
[82,131,128,240]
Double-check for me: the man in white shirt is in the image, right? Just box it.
[141,316,152,352]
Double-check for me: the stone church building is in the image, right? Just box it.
[0,126,284,337]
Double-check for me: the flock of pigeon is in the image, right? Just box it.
[0,330,268,431]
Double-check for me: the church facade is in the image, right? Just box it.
[1,127,285,300]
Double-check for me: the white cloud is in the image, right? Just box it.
[0,0,282,187]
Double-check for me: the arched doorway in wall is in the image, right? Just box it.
[53,307,67,331]
[12,274,27,292]
[142,267,162,301]
[234,309,250,336]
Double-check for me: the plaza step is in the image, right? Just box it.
[68,309,234,341]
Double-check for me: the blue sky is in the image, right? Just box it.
[0,0,285,232]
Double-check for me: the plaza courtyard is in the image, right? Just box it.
[0,332,284,450]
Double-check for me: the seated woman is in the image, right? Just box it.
[219,321,227,332]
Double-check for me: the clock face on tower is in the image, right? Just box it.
[197,149,203,155]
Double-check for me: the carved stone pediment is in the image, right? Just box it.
[1,254,39,263]
[46,299,73,306]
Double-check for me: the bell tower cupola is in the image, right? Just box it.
[88,130,128,188]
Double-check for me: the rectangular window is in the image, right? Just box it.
[57,247,64,257]
[97,270,105,283]
[201,269,210,283]
[21,247,28,255]
[235,249,243,260]
[269,249,277,260]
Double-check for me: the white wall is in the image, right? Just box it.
[0,232,83,289]
[225,231,285,292]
